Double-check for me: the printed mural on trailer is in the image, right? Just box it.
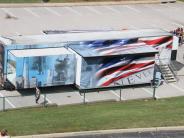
[69,36,172,89]
[4,35,172,89]
[7,53,75,89]
[79,55,155,89]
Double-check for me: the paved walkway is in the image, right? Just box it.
[13,126,184,138]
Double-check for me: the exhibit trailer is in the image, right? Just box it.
[0,29,178,89]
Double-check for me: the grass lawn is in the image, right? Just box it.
[1,96,184,136]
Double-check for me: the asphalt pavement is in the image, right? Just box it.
[60,131,184,138]
[0,1,184,111]
[1,1,184,138]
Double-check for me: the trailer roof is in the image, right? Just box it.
[1,29,171,45]
[69,43,158,57]
[9,47,72,57]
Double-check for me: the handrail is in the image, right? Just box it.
[157,54,167,80]
[157,53,178,82]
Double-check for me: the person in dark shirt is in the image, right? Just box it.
[35,87,41,104]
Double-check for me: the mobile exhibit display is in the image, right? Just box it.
[0,29,178,90]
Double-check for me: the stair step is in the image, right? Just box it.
[160,68,170,70]
[163,71,172,73]
[163,74,174,77]
[164,76,174,78]
[164,76,175,79]
[160,66,169,68]
[166,78,175,81]
[162,72,172,74]
[166,77,176,79]
[159,64,177,83]
[167,80,176,83]
[160,67,170,69]
[161,70,171,73]
[160,67,169,69]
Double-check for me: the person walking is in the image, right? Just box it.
[35,87,41,104]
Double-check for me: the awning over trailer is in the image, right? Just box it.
[69,43,158,58]
[9,47,72,57]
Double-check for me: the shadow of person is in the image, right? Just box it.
[40,100,48,105]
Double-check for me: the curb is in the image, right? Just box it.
[0,0,161,8]
[12,126,184,138]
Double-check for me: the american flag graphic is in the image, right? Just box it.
[95,55,155,87]
[139,36,173,49]
[85,36,172,56]
[76,35,172,88]
[78,36,173,87]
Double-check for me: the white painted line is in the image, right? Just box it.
[144,5,162,12]
[44,7,61,16]
[0,92,16,108]
[124,5,141,13]
[172,22,184,27]
[161,4,178,10]
[129,25,138,29]
[76,92,89,102]
[64,7,82,16]
[104,6,121,14]
[110,90,125,100]
[1,8,16,17]
[15,32,22,36]
[170,83,184,93]
[142,88,160,99]
[41,94,52,104]
[150,24,158,28]
[85,6,102,15]
[24,8,39,18]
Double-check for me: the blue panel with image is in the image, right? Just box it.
[14,54,75,89]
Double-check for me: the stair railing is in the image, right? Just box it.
[168,61,179,82]
[157,54,169,83]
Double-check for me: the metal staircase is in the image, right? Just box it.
[159,64,177,83]
[156,50,178,83]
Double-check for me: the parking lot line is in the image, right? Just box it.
[1,8,16,18]
[64,7,82,16]
[44,7,61,17]
[24,8,39,18]
[129,25,138,29]
[142,88,160,99]
[170,83,184,93]
[0,92,16,108]
[149,24,160,29]
[110,90,125,100]
[124,5,141,13]
[103,6,121,14]
[172,22,184,27]
[85,6,102,15]
[161,3,178,10]
[76,92,89,102]
[15,32,22,36]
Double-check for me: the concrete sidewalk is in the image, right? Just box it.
[0,0,161,8]
[13,126,184,138]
